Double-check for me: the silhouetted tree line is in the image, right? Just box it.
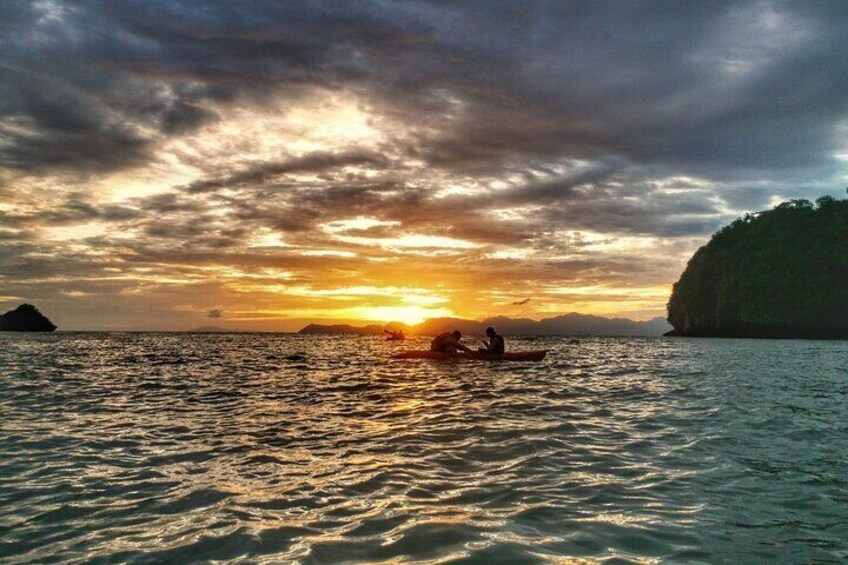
[667,196,848,339]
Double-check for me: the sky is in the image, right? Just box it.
[1,0,847,331]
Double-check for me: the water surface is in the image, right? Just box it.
[1,334,846,563]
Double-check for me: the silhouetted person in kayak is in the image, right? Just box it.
[431,330,472,354]
[385,329,405,340]
[479,326,505,355]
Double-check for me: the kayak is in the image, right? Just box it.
[392,350,548,362]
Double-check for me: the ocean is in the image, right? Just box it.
[1,333,846,564]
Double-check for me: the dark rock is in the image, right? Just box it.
[0,304,57,332]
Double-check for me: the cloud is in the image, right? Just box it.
[207,308,222,318]
[182,150,389,194]
[1,1,845,175]
[2,1,847,329]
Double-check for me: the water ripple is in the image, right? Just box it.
[1,333,847,563]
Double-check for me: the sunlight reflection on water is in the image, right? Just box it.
[1,333,847,563]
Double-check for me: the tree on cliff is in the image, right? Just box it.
[667,196,848,338]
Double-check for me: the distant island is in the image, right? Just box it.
[0,304,57,332]
[667,197,848,339]
[299,323,404,336]
[299,313,671,336]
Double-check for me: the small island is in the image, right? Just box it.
[0,304,58,332]
[299,323,381,335]
[667,197,848,339]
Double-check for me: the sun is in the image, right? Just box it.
[351,305,454,326]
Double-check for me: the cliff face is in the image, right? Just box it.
[0,304,57,332]
[667,197,848,339]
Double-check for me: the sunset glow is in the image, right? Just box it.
[2,1,846,331]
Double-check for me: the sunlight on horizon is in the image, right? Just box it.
[347,305,456,325]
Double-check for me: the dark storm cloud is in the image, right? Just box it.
[533,191,729,238]
[182,150,389,194]
[0,195,140,227]
[2,1,847,176]
[489,160,628,205]
[46,199,141,225]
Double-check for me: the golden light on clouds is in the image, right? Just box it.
[334,233,480,251]
[44,222,108,241]
[322,217,400,233]
[2,140,689,330]
[100,89,393,203]
[8,0,820,330]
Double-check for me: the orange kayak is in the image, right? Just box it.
[392,350,548,362]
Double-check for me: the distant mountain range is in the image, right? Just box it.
[299,313,671,337]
